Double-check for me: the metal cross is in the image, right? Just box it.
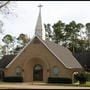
[38,4,43,10]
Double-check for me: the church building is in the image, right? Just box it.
[0,5,83,82]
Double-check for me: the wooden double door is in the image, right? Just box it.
[33,64,43,81]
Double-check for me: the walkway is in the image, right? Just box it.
[0,82,90,89]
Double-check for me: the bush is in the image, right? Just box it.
[75,73,87,84]
[3,76,23,82]
[48,77,72,84]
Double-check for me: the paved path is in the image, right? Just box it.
[0,83,90,89]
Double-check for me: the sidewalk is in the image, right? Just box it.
[0,82,90,89]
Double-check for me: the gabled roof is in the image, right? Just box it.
[44,40,82,69]
[6,35,82,69]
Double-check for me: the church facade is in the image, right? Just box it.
[0,6,83,82]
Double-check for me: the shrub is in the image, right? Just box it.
[75,73,87,84]
[3,76,23,82]
[48,77,72,84]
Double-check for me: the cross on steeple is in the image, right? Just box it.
[35,4,43,39]
[38,4,43,11]
[38,4,43,8]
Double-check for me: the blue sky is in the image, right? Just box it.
[0,1,90,40]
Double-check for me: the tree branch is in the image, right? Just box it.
[0,1,10,9]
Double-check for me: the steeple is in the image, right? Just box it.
[35,4,43,39]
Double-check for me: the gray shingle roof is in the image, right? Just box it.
[42,39,82,69]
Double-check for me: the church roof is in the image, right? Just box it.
[5,35,82,69]
[44,39,82,69]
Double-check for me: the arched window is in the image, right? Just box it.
[15,66,23,76]
[52,66,59,76]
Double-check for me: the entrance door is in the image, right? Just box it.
[33,64,43,81]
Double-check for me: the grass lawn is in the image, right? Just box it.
[86,72,90,81]
[0,82,90,88]
[85,82,90,87]
[79,82,90,87]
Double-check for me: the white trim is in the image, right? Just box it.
[6,35,36,68]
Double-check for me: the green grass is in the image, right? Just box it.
[85,82,90,86]
[79,82,90,87]
[86,72,90,81]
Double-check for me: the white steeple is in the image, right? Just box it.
[35,4,43,39]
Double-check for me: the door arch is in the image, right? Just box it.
[33,64,43,81]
